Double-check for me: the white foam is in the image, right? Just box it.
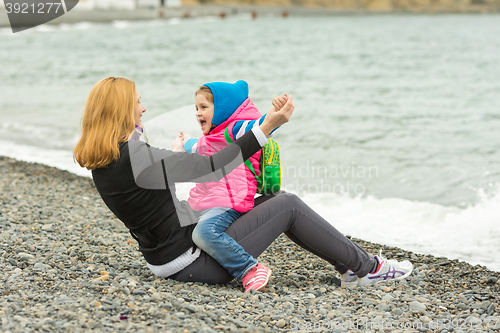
[0,21,101,36]
[2,121,52,137]
[168,18,181,25]
[32,24,59,33]
[300,190,500,271]
[0,139,91,178]
[112,20,130,29]
[189,16,219,24]
[0,27,14,36]
[58,21,98,31]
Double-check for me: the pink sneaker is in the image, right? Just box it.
[241,263,272,292]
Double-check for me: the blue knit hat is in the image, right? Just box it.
[204,80,249,127]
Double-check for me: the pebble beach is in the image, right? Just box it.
[1,156,500,333]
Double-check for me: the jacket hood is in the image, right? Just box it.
[204,80,249,126]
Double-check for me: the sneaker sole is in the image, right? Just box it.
[246,269,272,292]
[256,269,272,291]
[393,264,413,282]
[341,279,358,288]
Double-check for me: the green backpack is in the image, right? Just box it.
[224,128,281,195]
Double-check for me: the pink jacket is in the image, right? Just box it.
[187,98,261,213]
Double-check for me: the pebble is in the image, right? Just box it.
[410,301,426,312]
[41,224,53,232]
[420,315,431,323]
[107,286,119,294]
[486,277,498,284]
[33,262,48,270]
[377,303,391,312]
[151,292,162,301]
[481,301,490,310]
[132,289,145,295]
[466,315,482,325]
[174,312,186,319]
[382,294,394,302]
[18,252,34,261]
[276,319,286,328]
[1,156,500,333]
[392,308,403,315]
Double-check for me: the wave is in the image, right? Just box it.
[59,21,101,31]
[0,139,91,178]
[0,27,14,36]
[300,190,500,271]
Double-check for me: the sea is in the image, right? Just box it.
[1,13,499,271]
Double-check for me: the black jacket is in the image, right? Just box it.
[92,130,262,265]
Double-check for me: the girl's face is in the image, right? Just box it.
[134,88,146,127]
[195,93,215,135]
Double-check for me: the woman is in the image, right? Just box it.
[74,77,412,291]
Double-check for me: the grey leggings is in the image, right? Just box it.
[171,192,376,284]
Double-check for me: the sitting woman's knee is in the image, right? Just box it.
[275,191,302,208]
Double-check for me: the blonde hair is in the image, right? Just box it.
[73,76,136,170]
[195,86,213,103]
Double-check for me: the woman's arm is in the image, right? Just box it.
[129,128,264,187]
[130,95,294,188]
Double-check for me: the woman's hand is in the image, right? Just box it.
[260,95,294,136]
[172,132,184,152]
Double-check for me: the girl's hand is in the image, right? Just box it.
[180,130,191,146]
[260,95,294,136]
[272,94,288,111]
[172,132,184,152]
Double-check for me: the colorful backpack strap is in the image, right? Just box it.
[224,128,258,178]
[224,127,280,195]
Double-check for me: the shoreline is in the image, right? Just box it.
[1,155,499,332]
[1,5,500,29]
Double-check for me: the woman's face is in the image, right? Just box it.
[134,88,146,127]
[195,93,215,135]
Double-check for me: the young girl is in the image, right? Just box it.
[178,80,286,291]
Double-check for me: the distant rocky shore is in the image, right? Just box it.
[184,0,500,13]
[1,1,499,29]
[1,155,499,332]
